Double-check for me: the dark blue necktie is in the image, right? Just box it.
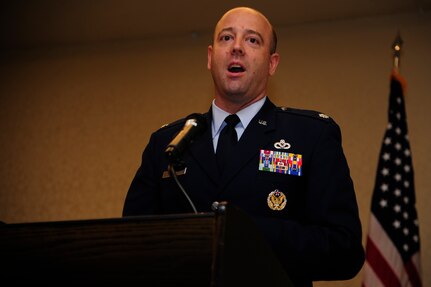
[216,114,240,172]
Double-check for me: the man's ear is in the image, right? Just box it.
[207,45,213,70]
[268,52,280,76]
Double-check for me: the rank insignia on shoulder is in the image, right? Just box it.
[267,189,286,211]
[259,150,302,176]
[318,113,330,119]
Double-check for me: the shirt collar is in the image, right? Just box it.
[211,97,267,136]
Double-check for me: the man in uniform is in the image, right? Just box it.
[123,7,364,286]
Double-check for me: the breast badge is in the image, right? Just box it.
[274,139,291,150]
[267,189,286,211]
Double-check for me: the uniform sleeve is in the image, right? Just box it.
[122,133,162,216]
[254,121,364,281]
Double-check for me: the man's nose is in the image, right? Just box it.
[231,39,244,55]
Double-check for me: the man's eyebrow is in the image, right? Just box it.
[245,29,264,43]
[217,27,234,37]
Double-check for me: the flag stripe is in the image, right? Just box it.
[365,236,401,287]
[366,215,419,287]
[363,261,385,287]
[405,255,422,287]
[368,214,404,280]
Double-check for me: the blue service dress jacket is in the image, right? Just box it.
[123,98,365,286]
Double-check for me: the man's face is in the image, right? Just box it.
[207,8,279,110]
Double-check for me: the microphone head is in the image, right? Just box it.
[165,113,207,165]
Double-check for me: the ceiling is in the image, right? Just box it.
[1,0,430,50]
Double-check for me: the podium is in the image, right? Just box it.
[0,203,293,286]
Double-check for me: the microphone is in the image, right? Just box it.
[165,113,207,165]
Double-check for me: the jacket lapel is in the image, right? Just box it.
[188,112,220,186]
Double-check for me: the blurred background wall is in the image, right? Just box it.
[1,1,430,286]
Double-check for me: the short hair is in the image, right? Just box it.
[270,27,278,55]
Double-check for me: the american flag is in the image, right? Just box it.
[363,71,421,287]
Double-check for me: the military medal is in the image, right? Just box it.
[259,149,303,176]
[267,189,287,211]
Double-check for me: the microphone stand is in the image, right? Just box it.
[168,163,198,214]
[165,113,207,215]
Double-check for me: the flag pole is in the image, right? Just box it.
[391,32,407,95]
[392,31,403,71]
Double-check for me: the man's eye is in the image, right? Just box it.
[248,38,259,44]
[222,35,231,41]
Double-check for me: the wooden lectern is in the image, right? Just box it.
[0,203,293,286]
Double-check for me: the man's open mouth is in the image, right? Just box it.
[228,64,245,73]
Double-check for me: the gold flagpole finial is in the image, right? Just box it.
[392,31,403,70]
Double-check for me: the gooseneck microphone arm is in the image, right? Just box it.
[168,163,197,214]
[164,113,207,214]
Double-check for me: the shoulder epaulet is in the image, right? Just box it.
[277,106,332,122]
[157,118,186,131]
